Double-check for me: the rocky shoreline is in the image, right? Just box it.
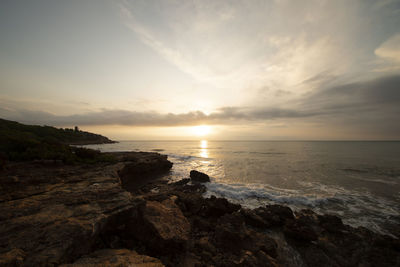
[0,152,399,266]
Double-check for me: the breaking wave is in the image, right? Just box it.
[204,180,400,237]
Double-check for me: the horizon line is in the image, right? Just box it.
[109,139,400,142]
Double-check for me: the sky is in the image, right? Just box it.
[1,0,400,140]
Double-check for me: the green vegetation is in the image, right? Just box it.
[0,118,116,165]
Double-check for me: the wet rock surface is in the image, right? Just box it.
[1,152,399,267]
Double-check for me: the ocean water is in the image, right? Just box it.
[85,140,400,237]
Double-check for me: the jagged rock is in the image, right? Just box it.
[241,208,269,228]
[0,248,25,266]
[202,195,241,217]
[234,250,278,267]
[214,213,278,258]
[128,197,191,254]
[118,152,173,191]
[2,160,400,267]
[318,214,346,233]
[0,162,135,266]
[255,205,295,226]
[195,236,217,255]
[190,170,210,183]
[172,178,190,186]
[60,249,164,267]
[284,219,318,242]
[0,152,173,266]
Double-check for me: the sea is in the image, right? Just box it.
[84,140,400,237]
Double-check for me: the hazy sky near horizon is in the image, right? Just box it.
[1,0,400,140]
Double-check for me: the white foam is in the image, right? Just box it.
[204,180,400,237]
[204,181,332,208]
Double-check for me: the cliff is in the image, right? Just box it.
[0,118,115,164]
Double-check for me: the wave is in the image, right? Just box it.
[204,182,335,208]
[204,180,400,237]
[168,154,195,161]
[249,151,286,155]
[341,167,400,178]
[231,151,285,155]
[341,168,369,173]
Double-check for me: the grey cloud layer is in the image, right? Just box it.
[0,107,314,127]
[2,75,399,137]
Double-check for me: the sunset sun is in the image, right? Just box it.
[192,125,211,136]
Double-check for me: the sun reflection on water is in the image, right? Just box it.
[200,140,208,158]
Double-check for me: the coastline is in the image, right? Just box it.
[0,152,399,266]
[66,140,118,146]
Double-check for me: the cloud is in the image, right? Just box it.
[0,106,314,127]
[306,74,400,107]
[118,0,368,96]
[375,34,400,63]
[1,75,399,138]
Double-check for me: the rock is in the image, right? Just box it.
[175,192,205,216]
[255,251,279,267]
[255,205,295,226]
[214,213,278,258]
[202,195,241,217]
[241,208,269,228]
[190,170,210,183]
[195,236,217,255]
[318,214,345,233]
[3,161,400,267]
[0,152,6,170]
[0,248,25,266]
[233,250,279,267]
[284,219,318,242]
[60,249,164,267]
[129,197,191,254]
[0,161,136,266]
[172,178,190,186]
[118,152,173,191]
[214,213,247,253]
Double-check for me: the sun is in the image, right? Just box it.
[192,125,211,136]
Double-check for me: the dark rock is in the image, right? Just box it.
[214,213,278,258]
[176,192,206,216]
[241,208,269,228]
[202,195,241,217]
[182,182,207,193]
[214,213,247,254]
[255,205,294,226]
[195,236,217,255]
[190,170,210,183]
[0,248,25,267]
[118,152,173,191]
[172,178,190,186]
[3,162,400,267]
[233,250,279,267]
[318,214,345,233]
[284,219,318,242]
[128,197,191,254]
[60,249,164,267]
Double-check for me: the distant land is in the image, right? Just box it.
[0,118,115,165]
